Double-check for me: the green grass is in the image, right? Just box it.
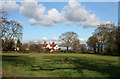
[2,53,120,77]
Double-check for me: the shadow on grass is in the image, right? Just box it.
[31,57,119,78]
[2,54,119,78]
[69,58,119,78]
[2,55,35,67]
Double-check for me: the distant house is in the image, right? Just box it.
[39,41,59,52]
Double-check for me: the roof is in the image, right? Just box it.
[50,44,57,48]
[39,44,57,48]
[43,44,48,47]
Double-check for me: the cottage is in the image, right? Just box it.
[40,41,59,52]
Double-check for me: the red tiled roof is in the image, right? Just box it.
[43,44,48,47]
[50,44,56,48]
[39,43,57,50]
[51,47,54,50]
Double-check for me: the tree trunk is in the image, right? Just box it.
[100,44,103,53]
[94,47,96,54]
[67,46,69,52]
[97,44,100,54]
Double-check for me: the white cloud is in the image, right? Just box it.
[0,1,20,18]
[28,19,37,24]
[64,8,89,22]
[69,0,81,8]
[40,37,61,44]
[79,38,87,41]
[66,21,73,26]
[41,37,59,41]
[63,0,100,27]
[22,37,87,45]
[20,2,46,19]
[41,37,48,40]
[50,37,59,41]
[77,14,100,27]
[1,1,19,10]
[79,38,87,44]
[48,8,64,23]
[103,21,114,24]
[20,1,64,26]
[41,37,87,44]
[19,0,100,27]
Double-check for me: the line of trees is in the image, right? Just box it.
[87,23,120,55]
[1,10,119,55]
[58,23,120,55]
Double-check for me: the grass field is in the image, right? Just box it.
[2,53,120,77]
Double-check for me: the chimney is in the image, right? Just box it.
[44,41,46,44]
[52,42,55,44]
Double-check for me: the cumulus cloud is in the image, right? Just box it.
[20,1,64,26]
[66,21,73,26]
[48,8,64,23]
[28,19,37,24]
[68,0,81,8]
[0,1,20,18]
[20,2,45,19]
[0,1,19,10]
[63,0,100,27]
[0,0,101,27]
[19,0,100,27]
[63,0,82,9]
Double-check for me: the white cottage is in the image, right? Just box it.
[40,41,59,52]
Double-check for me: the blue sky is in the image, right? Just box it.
[4,1,118,44]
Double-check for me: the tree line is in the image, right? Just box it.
[1,16,119,55]
[58,23,120,55]
[87,23,120,55]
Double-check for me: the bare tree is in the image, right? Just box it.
[59,32,79,51]
[1,19,23,41]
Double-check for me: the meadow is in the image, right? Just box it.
[2,53,120,77]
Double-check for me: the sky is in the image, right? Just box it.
[0,0,118,44]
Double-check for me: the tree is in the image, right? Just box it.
[2,38,15,51]
[87,36,98,53]
[59,32,79,51]
[21,43,29,51]
[79,44,86,53]
[16,39,22,51]
[28,41,43,52]
[71,38,81,52]
[93,23,117,54]
[1,19,23,40]
[109,27,120,55]
[1,19,23,51]
[0,7,23,51]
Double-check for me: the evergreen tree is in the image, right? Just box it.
[16,39,22,51]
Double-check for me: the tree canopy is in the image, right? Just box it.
[59,32,79,51]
